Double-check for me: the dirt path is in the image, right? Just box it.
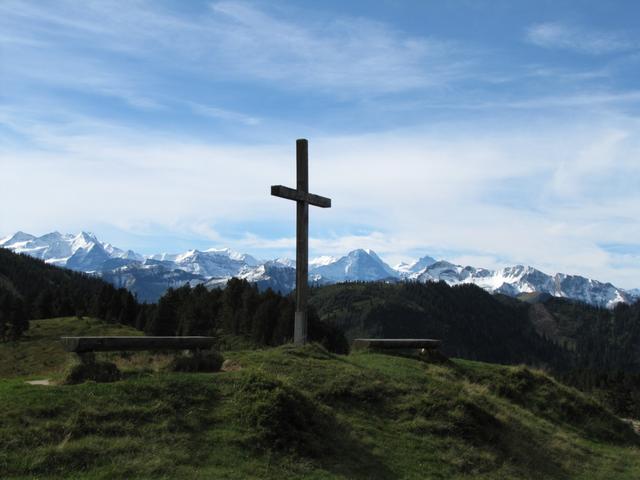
[25,379,52,386]
[622,418,640,435]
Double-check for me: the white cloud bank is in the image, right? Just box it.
[2,105,639,288]
[1,2,640,290]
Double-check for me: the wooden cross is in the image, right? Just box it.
[271,139,331,345]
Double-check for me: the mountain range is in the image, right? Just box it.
[1,231,637,307]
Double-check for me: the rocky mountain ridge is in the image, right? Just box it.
[1,231,637,306]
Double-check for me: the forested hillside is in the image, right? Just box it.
[540,298,640,416]
[310,281,567,366]
[310,281,640,416]
[0,249,346,353]
[140,280,348,353]
[0,248,138,341]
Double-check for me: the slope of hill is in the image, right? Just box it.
[0,317,638,479]
[0,317,142,378]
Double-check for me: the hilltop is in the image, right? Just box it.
[1,317,639,479]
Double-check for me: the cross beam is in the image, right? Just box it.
[270,186,331,208]
[271,139,331,345]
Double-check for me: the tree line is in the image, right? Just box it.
[0,249,138,341]
[136,279,347,353]
[310,280,640,416]
[0,248,347,353]
[310,281,568,367]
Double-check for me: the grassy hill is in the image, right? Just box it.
[0,317,141,378]
[1,317,639,479]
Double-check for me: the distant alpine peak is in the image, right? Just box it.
[0,231,36,246]
[204,247,240,257]
[349,248,375,257]
[1,230,637,307]
[310,248,399,282]
[71,231,99,250]
[275,257,296,268]
[397,255,438,275]
[78,231,98,240]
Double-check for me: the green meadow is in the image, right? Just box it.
[1,317,639,479]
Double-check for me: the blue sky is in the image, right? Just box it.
[1,0,639,288]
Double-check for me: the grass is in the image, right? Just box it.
[0,317,142,379]
[1,317,639,479]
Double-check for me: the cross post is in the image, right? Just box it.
[271,139,331,345]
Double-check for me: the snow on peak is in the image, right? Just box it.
[2,229,635,308]
[203,247,260,266]
[175,249,200,263]
[397,255,438,275]
[0,231,36,246]
[310,255,336,267]
[275,257,296,268]
[71,231,99,251]
[310,248,398,282]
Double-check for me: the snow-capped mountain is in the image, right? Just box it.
[101,260,204,302]
[309,249,399,283]
[396,255,438,275]
[0,232,264,301]
[1,231,637,307]
[1,231,114,270]
[171,249,249,278]
[408,262,634,308]
[628,288,640,299]
[238,261,296,293]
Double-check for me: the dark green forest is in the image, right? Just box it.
[139,280,348,353]
[0,249,346,352]
[310,281,567,366]
[0,248,138,341]
[310,281,640,416]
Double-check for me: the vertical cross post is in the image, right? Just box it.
[295,139,309,344]
[271,139,331,345]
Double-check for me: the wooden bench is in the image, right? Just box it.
[352,338,442,357]
[60,336,216,363]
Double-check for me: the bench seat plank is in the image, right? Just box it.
[60,336,215,353]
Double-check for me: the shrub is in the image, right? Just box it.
[490,366,536,400]
[64,359,121,384]
[168,350,224,373]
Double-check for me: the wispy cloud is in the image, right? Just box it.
[526,22,635,55]
[207,1,465,93]
[190,103,260,126]
[0,0,469,105]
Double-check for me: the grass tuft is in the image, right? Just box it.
[234,371,333,455]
